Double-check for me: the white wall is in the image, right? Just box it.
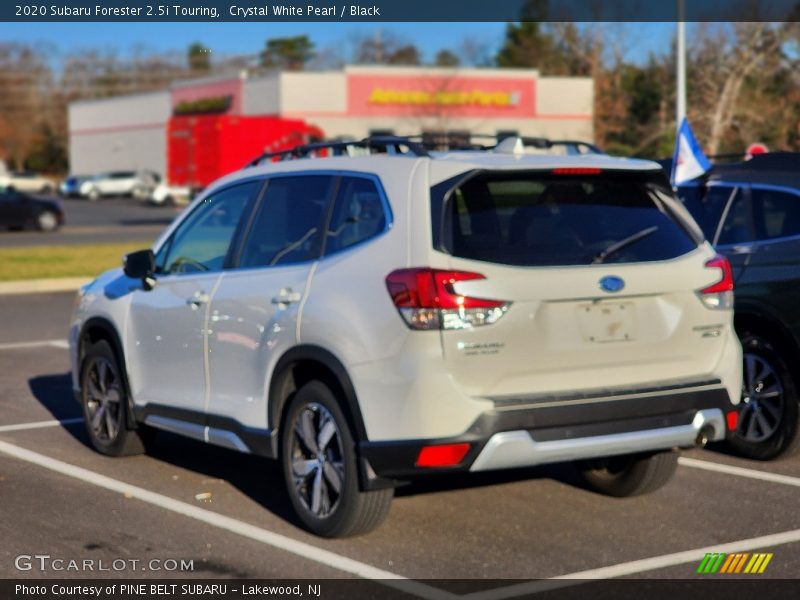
[69,128,166,176]
[242,75,281,115]
[537,78,594,119]
[68,90,170,176]
[279,72,347,114]
[69,91,170,131]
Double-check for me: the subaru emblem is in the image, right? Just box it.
[599,275,625,293]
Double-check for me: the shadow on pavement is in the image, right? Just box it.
[28,372,82,422]
[27,372,299,526]
[395,462,585,498]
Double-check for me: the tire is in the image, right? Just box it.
[728,333,800,460]
[87,188,100,201]
[80,340,152,457]
[280,381,393,537]
[36,211,59,232]
[577,451,679,497]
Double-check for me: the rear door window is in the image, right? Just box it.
[324,176,388,255]
[679,185,735,242]
[716,190,755,246]
[751,186,800,241]
[238,175,334,268]
[441,171,697,266]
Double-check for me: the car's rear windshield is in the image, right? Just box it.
[438,170,698,266]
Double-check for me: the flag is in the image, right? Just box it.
[671,118,711,186]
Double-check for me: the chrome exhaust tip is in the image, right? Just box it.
[695,426,716,448]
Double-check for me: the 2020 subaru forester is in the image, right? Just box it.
[70,138,742,537]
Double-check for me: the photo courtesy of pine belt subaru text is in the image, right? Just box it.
[69,136,743,537]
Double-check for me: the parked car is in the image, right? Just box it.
[69,137,741,537]
[59,175,92,197]
[0,184,64,231]
[146,182,191,207]
[79,170,159,201]
[677,152,800,460]
[0,171,55,194]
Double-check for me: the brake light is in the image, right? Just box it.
[552,167,602,175]
[416,443,471,467]
[386,268,510,330]
[697,255,734,310]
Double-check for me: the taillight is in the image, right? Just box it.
[385,268,510,330]
[698,255,734,310]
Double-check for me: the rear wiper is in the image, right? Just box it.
[592,226,659,264]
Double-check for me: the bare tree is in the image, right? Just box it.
[690,23,800,154]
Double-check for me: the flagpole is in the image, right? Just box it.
[676,0,686,129]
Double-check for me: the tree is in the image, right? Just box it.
[434,49,460,67]
[688,23,800,155]
[387,44,420,65]
[351,31,420,66]
[187,42,211,71]
[25,122,67,173]
[260,36,315,71]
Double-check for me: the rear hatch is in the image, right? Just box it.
[431,168,731,399]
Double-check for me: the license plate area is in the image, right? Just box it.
[577,302,636,343]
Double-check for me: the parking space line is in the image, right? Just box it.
[462,528,800,600]
[679,456,800,488]
[0,439,456,600]
[0,339,68,351]
[0,418,83,433]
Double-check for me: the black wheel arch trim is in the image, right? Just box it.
[77,317,140,431]
[734,300,800,362]
[268,344,368,442]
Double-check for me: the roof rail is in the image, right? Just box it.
[245,136,429,167]
[395,132,602,154]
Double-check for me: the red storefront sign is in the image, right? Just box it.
[347,73,536,118]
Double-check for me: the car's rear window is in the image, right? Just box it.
[439,171,698,266]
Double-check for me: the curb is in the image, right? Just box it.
[0,277,90,296]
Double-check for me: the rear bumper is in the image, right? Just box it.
[359,380,736,486]
[470,409,724,472]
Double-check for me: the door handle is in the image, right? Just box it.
[186,292,210,308]
[271,288,302,306]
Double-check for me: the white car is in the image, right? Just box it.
[79,171,158,201]
[69,137,742,537]
[0,171,55,194]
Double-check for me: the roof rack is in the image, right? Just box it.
[246,136,429,167]
[245,133,602,169]
[404,133,603,155]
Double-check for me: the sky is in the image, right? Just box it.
[3,22,674,66]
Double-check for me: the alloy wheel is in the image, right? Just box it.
[84,357,122,443]
[38,212,57,231]
[739,352,785,443]
[289,403,345,518]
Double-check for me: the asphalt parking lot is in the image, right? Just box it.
[1,291,799,595]
[0,196,180,247]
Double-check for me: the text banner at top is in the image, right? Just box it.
[5,1,800,23]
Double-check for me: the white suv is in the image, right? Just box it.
[69,137,742,537]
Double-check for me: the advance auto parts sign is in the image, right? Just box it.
[347,74,536,118]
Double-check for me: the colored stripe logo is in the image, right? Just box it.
[696,552,773,574]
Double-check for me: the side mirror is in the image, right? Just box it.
[123,249,156,291]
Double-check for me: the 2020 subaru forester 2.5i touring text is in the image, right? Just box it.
[69,138,742,537]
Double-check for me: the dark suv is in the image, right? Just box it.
[678,152,800,459]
